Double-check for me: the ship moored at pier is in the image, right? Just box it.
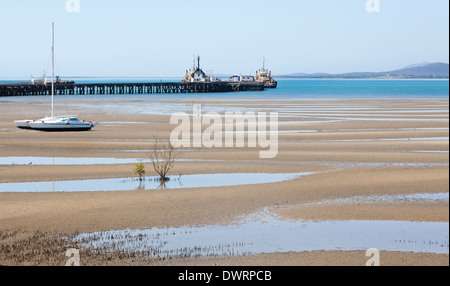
[255,57,277,88]
[184,55,278,88]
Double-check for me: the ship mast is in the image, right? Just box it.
[51,22,55,119]
[262,56,265,71]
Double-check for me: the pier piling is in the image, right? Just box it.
[0,81,265,97]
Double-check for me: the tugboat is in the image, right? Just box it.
[255,57,277,88]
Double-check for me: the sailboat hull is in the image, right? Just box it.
[28,126,93,132]
[28,121,95,132]
[14,120,33,129]
[15,118,98,131]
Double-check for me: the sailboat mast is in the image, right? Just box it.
[51,22,54,119]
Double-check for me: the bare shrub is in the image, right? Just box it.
[147,137,180,182]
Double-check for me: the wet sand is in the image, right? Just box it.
[0,97,448,266]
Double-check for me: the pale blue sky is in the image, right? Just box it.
[0,0,448,77]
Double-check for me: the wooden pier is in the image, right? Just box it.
[0,81,265,97]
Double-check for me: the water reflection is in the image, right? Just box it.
[0,172,314,193]
[69,211,449,258]
[0,157,222,166]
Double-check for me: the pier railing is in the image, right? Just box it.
[0,81,265,96]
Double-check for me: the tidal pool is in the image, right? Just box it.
[0,157,220,166]
[322,137,449,142]
[410,150,449,154]
[69,212,449,258]
[322,162,449,168]
[0,172,314,193]
[221,127,449,134]
[302,192,450,206]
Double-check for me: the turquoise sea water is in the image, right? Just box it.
[266,79,449,99]
[0,78,448,100]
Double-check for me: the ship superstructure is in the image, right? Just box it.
[255,57,277,88]
[182,55,277,88]
[183,55,213,83]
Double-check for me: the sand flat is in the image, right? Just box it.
[0,98,448,266]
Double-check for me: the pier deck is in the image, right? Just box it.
[0,81,265,97]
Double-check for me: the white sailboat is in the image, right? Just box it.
[14,23,98,132]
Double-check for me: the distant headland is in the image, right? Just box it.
[278,62,449,79]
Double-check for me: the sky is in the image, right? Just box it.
[0,0,448,78]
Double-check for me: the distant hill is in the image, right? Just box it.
[388,63,449,77]
[279,62,449,79]
[402,62,431,69]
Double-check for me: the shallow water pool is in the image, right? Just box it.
[0,172,314,193]
[69,211,449,258]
